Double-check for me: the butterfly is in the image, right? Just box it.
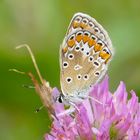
[13,12,114,116]
[57,13,114,107]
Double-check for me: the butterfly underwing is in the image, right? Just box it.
[59,13,114,104]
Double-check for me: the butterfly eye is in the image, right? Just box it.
[63,61,69,68]
[57,95,63,103]
[66,77,73,83]
[68,53,74,60]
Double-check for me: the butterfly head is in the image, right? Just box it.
[56,94,64,103]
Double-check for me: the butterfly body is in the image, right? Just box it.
[59,13,114,105]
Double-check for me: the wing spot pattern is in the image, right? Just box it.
[83,74,89,80]
[68,53,74,60]
[67,34,75,48]
[66,77,73,83]
[63,61,69,68]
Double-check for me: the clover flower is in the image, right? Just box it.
[12,45,140,139]
[43,76,140,140]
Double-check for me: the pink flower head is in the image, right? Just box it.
[45,76,140,140]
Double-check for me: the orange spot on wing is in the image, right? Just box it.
[67,39,75,48]
[94,44,102,52]
[83,35,90,43]
[80,22,87,29]
[76,34,83,42]
[62,47,68,53]
[88,38,96,47]
[73,21,80,28]
[99,50,111,63]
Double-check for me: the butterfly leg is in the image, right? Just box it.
[88,96,107,107]
[69,101,80,113]
[88,96,103,105]
[78,94,105,105]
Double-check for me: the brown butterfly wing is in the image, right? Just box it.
[60,13,113,97]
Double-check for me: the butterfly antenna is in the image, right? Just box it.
[35,105,44,113]
[22,84,35,89]
[16,44,44,84]
[9,69,26,75]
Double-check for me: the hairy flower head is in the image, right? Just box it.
[44,76,140,140]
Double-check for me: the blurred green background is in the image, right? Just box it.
[0,0,140,140]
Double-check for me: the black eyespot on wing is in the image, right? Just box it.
[94,61,99,66]
[70,35,75,40]
[84,75,88,79]
[77,74,82,80]
[91,35,97,40]
[97,41,103,46]
[64,63,67,66]
[75,46,80,50]
[69,54,73,58]
[83,74,89,80]
[78,75,81,78]
[67,78,71,82]
[103,48,110,54]
[63,62,69,68]
[66,77,72,83]
[81,48,84,51]
[94,27,99,32]
[77,32,82,36]
[89,22,94,27]
[89,56,93,61]
[75,16,81,22]
[82,18,88,23]
[68,54,74,59]
[95,71,100,76]
[84,32,90,36]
